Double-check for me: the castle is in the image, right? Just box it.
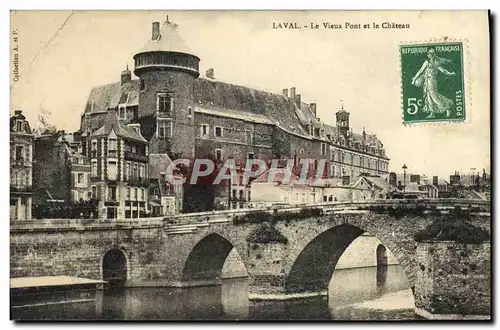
[76,18,390,215]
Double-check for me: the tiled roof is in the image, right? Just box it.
[194,78,305,135]
[364,176,395,191]
[82,78,386,156]
[149,153,174,179]
[84,80,139,114]
[91,110,147,143]
[136,22,196,56]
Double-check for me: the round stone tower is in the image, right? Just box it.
[133,18,200,158]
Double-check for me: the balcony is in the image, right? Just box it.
[10,185,33,194]
[12,157,26,167]
[126,176,149,187]
[108,150,118,158]
[124,151,148,163]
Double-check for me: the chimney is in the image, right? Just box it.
[310,103,317,116]
[296,94,301,107]
[206,68,215,79]
[152,22,160,41]
[14,110,22,116]
[282,89,288,98]
[121,65,131,85]
[290,87,296,100]
[433,176,438,186]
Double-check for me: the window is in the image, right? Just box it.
[158,121,173,138]
[127,187,131,199]
[341,152,345,163]
[245,130,254,144]
[125,162,130,179]
[321,143,327,156]
[214,126,223,138]
[138,188,142,201]
[108,138,117,157]
[108,186,117,200]
[139,164,144,179]
[16,121,22,132]
[15,146,23,161]
[91,140,97,157]
[107,207,117,219]
[91,160,98,178]
[300,149,304,155]
[157,93,172,114]
[134,188,138,200]
[133,163,138,179]
[108,161,117,180]
[201,124,209,137]
[140,79,145,91]
[215,149,222,162]
[188,106,192,116]
[247,152,254,160]
[78,173,84,184]
[91,186,97,199]
[118,106,126,119]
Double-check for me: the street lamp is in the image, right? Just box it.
[402,164,408,194]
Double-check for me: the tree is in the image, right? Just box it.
[37,105,56,134]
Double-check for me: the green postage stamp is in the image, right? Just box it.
[400,42,466,124]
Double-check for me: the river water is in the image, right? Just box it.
[13,265,416,321]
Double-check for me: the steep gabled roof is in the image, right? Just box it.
[84,80,139,114]
[136,22,196,57]
[91,110,147,143]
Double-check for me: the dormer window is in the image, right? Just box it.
[16,120,22,132]
[118,106,126,119]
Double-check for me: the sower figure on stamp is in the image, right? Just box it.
[411,49,456,119]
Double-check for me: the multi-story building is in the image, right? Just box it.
[33,131,91,217]
[149,153,184,215]
[80,19,390,212]
[85,110,149,219]
[10,110,34,220]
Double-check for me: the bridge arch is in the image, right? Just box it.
[182,233,248,282]
[284,224,412,294]
[101,246,129,285]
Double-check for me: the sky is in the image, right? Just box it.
[9,10,490,178]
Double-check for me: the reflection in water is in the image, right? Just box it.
[13,265,415,321]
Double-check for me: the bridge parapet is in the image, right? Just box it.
[10,199,490,232]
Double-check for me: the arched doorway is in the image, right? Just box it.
[102,249,128,286]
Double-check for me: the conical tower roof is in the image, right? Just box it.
[136,20,197,58]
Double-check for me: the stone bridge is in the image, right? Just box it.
[10,199,490,300]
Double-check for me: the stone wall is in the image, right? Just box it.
[335,234,399,269]
[414,241,491,319]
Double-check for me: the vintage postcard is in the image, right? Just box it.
[9,10,491,321]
